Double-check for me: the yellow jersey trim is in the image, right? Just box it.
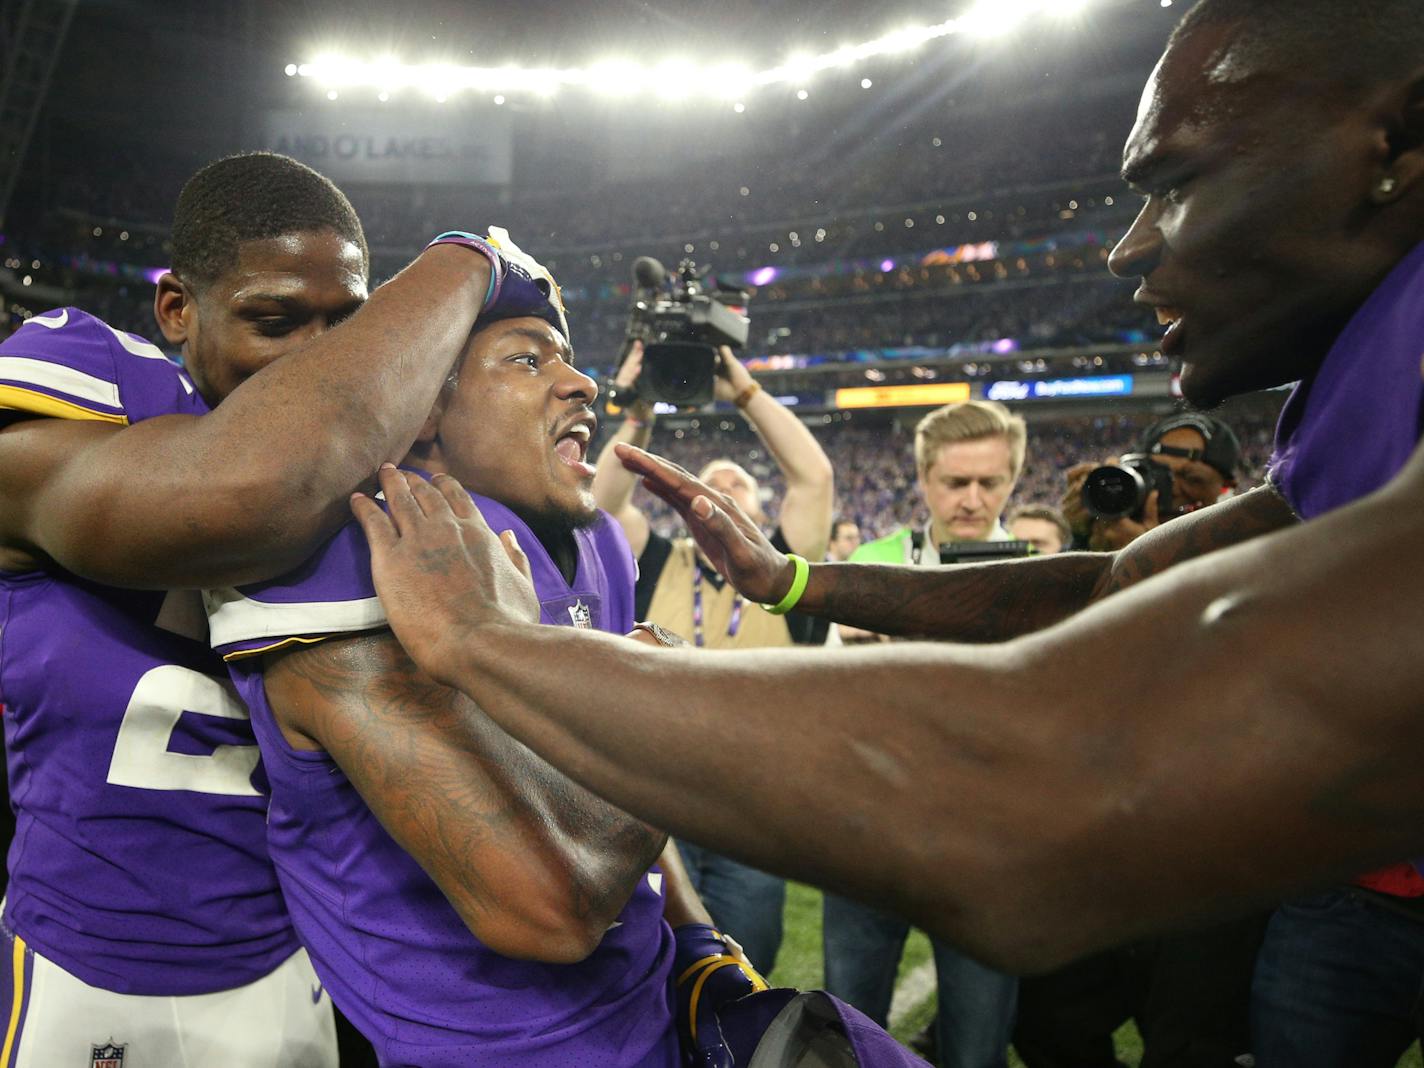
[2,933,26,1065]
[0,384,128,425]
[222,634,334,662]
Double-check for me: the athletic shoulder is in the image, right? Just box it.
[0,307,204,425]
[205,517,382,662]
[205,481,538,661]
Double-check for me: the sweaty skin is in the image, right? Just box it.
[353,441,1424,974]
[0,238,491,588]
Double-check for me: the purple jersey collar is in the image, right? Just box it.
[1269,241,1424,520]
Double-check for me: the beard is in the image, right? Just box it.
[517,492,598,545]
[516,497,599,586]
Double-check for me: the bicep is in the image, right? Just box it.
[262,633,606,958]
[0,413,334,588]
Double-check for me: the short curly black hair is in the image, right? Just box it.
[170,152,368,290]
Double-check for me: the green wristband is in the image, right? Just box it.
[762,554,810,615]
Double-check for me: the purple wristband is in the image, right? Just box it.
[426,231,501,309]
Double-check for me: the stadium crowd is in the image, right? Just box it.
[616,399,1282,544]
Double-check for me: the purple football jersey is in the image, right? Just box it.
[1269,241,1424,520]
[0,309,297,994]
[207,484,679,1067]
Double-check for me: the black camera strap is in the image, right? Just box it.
[910,529,927,567]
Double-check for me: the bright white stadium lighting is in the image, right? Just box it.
[877,27,928,54]
[796,88,809,100]
[960,0,1052,38]
[860,77,873,88]
[708,62,753,100]
[284,63,297,76]
[653,60,691,101]
[288,4,1103,104]
[588,61,644,96]
[781,52,817,84]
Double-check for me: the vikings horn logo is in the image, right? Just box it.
[567,600,593,629]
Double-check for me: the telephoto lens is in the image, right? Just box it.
[1081,454,1174,520]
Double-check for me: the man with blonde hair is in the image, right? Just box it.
[860,400,1027,566]
[824,400,1027,1068]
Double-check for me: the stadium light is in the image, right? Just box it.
[288,1,1108,104]
[961,0,1046,37]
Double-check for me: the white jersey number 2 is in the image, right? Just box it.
[106,664,261,797]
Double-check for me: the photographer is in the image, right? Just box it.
[1060,414,1241,552]
[591,338,834,973]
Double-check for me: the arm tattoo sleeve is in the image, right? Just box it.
[266,631,667,929]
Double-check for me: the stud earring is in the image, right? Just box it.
[1379,176,1399,197]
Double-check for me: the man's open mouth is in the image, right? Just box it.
[553,417,596,476]
[1155,306,1185,356]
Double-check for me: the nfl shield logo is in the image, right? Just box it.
[91,1042,125,1068]
[567,600,593,629]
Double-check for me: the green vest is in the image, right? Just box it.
[848,527,917,566]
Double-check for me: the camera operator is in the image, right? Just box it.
[591,338,834,974]
[1060,414,1241,552]
[826,400,1026,1068]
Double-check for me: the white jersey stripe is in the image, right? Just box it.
[204,587,388,647]
[103,323,171,361]
[0,356,121,409]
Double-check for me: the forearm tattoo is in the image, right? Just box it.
[269,632,665,924]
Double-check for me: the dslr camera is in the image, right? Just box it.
[1080,453,1174,521]
[612,256,750,409]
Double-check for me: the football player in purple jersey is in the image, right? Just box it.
[203,283,725,1064]
[207,253,927,1065]
[0,151,543,1064]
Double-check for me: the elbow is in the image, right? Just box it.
[961,914,1093,977]
[794,456,835,497]
[468,904,607,964]
[918,889,1095,977]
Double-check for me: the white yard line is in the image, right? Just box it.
[888,957,938,1029]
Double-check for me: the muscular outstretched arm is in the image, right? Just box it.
[263,629,668,963]
[0,244,487,587]
[354,463,1424,974]
[619,443,1298,641]
[795,485,1298,640]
